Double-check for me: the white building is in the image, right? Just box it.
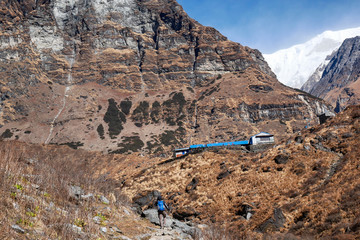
[174,147,190,158]
[249,132,274,145]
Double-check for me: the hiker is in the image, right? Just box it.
[157,195,169,229]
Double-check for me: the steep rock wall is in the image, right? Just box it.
[0,0,332,154]
[309,36,360,112]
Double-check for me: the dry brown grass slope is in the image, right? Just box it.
[0,141,170,239]
[115,105,360,239]
[1,105,359,239]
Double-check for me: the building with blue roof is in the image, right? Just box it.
[174,132,274,158]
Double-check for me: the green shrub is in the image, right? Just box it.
[111,136,145,154]
[59,142,84,149]
[95,213,108,226]
[10,192,16,199]
[74,218,87,228]
[162,92,187,126]
[15,184,23,191]
[150,101,161,123]
[97,124,105,139]
[26,211,36,217]
[1,129,13,139]
[16,218,34,227]
[104,99,126,138]
[120,99,132,115]
[132,101,150,125]
[160,131,179,146]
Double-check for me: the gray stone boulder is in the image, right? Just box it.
[142,209,173,228]
[81,193,94,200]
[142,209,196,238]
[68,185,84,200]
[171,219,196,236]
[100,227,107,233]
[256,208,286,233]
[133,190,161,208]
[274,154,289,164]
[11,224,25,234]
[100,195,110,205]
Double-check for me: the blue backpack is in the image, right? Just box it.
[157,200,165,211]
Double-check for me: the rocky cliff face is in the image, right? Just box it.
[0,0,332,154]
[308,36,360,112]
[301,53,334,93]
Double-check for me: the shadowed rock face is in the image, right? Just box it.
[309,36,360,112]
[0,0,332,153]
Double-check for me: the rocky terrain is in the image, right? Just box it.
[301,53,334,93]
[116,105,360,239]
[307,36,360,112]
[2,1,358,238]
[0,140,202,239]
[0,0,333,155]
[2,105,358,239]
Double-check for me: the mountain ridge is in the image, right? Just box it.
[264,27,360,89]
[0,0,332,155]
[307,36,360,112]
[0,1,359,239]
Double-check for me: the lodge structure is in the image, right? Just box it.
[174,132,274,158]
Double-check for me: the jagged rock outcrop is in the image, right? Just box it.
[301,62,327,93]
[301,52,335,93]
[308,36,360,112]
[0,0,272,90]
[0,0,332,153]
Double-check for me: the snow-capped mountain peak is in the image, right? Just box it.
[264,27,360,89]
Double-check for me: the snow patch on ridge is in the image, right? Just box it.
[264,27,360,89]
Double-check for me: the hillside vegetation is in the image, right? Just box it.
[1,106,359,239]
[0,142,190,239]
[116,105,360,239]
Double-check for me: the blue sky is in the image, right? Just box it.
[177,0,360,53]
